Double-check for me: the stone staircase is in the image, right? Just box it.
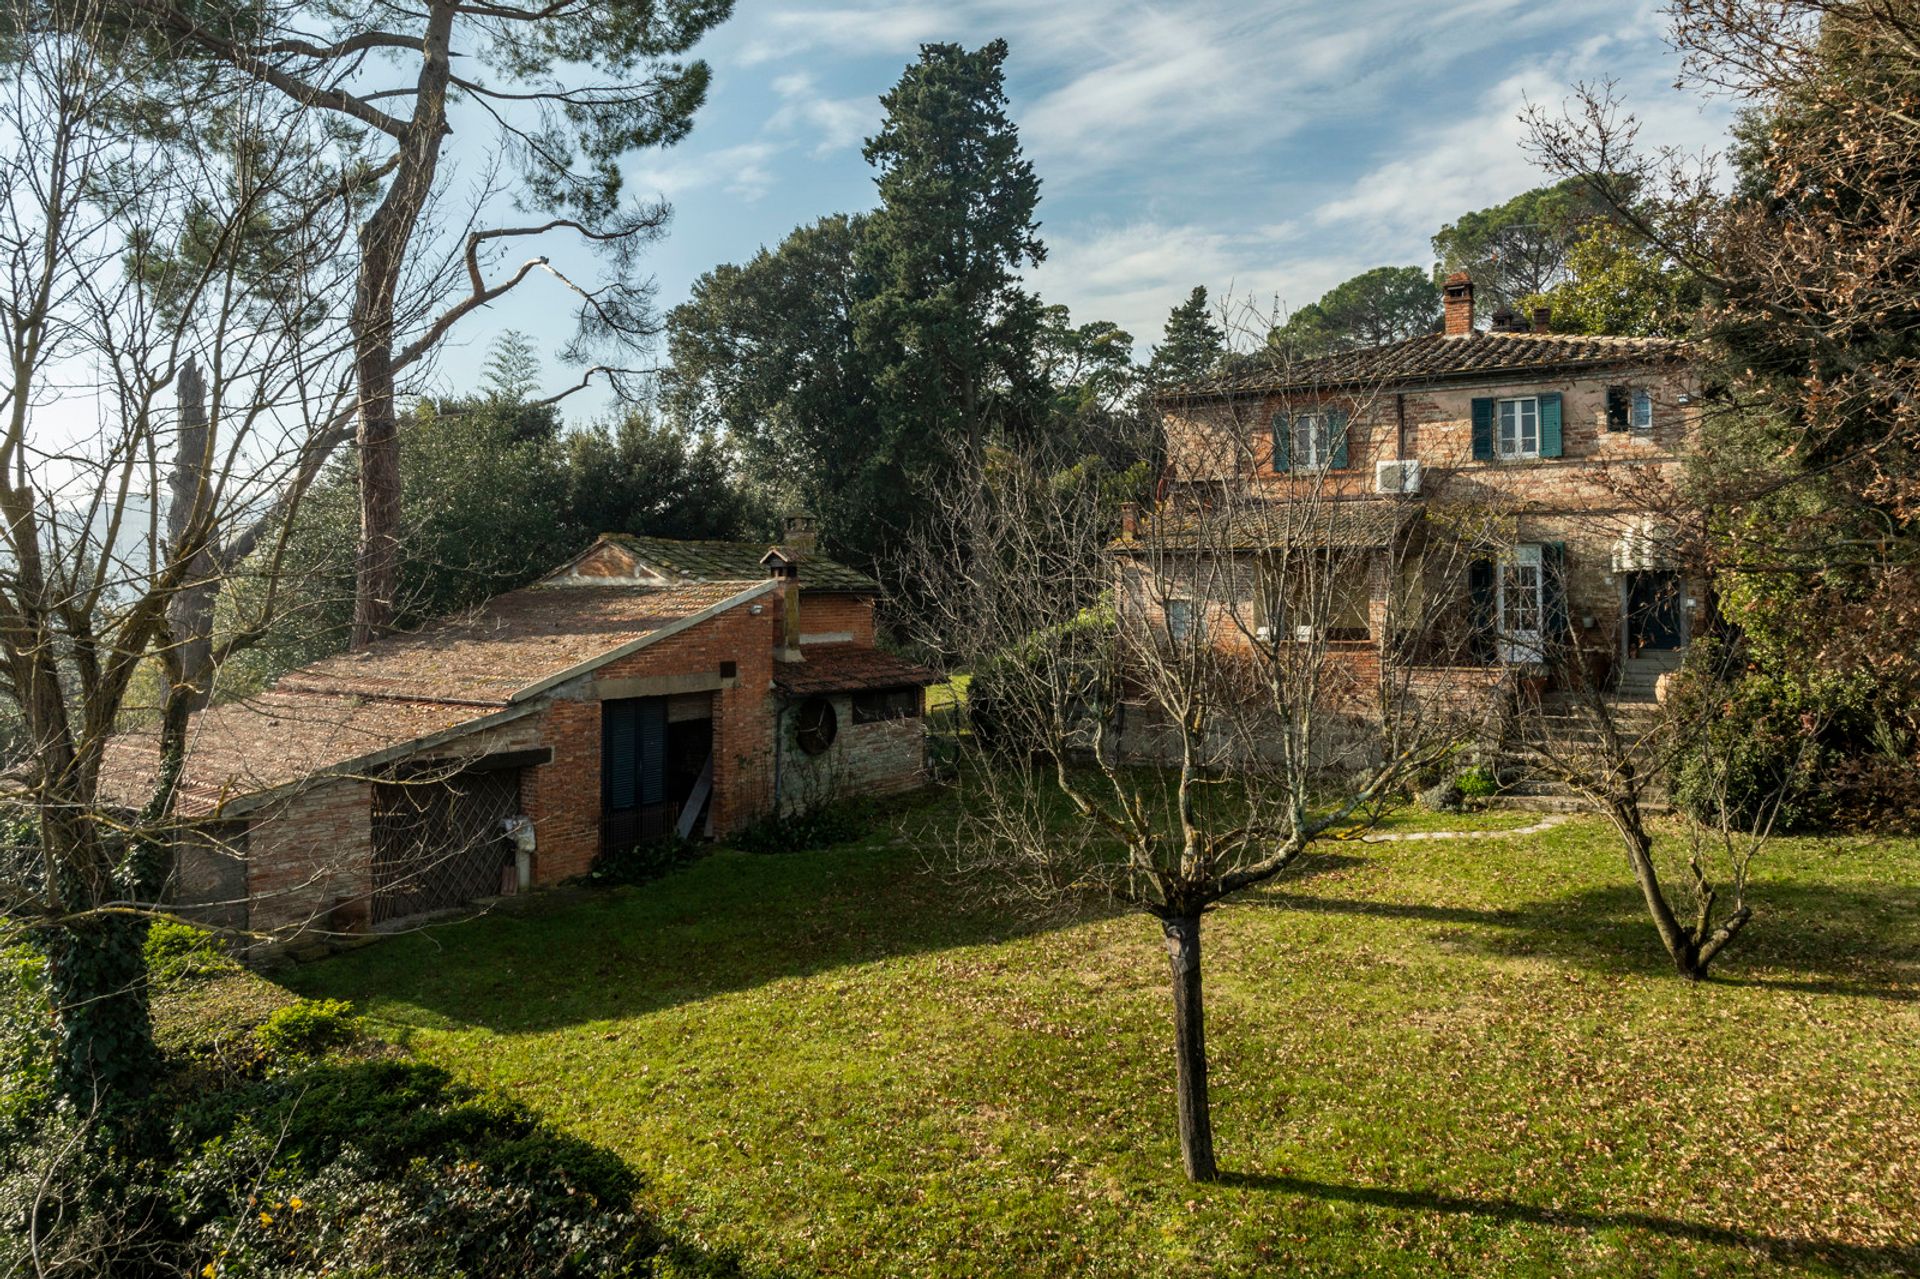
[1495,687,1671,814]
[1614,650,1685,702]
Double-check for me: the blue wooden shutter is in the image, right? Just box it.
[1470,398,1495,461]
[1271,412,1291,472]
[1542,541,1570,640]
[1539,393,1564,458]
[602,700,638,810]
[637,697,667,806]
[1329,409,1350,469]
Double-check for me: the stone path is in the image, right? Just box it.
[1359,814,1570,844]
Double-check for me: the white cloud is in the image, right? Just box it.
[631,141,783,202]
[769,73,877,157]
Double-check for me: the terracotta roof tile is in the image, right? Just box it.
[771,647,940,697]
[604,533,878,592]
[100,580,770,814]
[1165,330,1687,400]
[1114,500,1420,551]
[278,581,758,705]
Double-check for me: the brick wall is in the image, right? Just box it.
[244,779,372,939]
[798,591,876,646]
[775,691,925,812]
[512,598,782,887]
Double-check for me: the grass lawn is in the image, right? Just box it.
[288,798,1920,1277]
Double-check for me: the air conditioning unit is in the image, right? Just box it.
[1293,624,1319,644]
[1374,459,1423,495]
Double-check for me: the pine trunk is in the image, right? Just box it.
[1162,913,1217,1181]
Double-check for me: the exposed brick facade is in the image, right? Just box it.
[1135,331,1704,737]
[216,545,925,945]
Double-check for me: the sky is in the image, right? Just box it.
[71,1,1747,443]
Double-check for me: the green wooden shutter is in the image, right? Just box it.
[1468,558,1496,663]
[637,697,667,807]
[1470,398,1494,461]
[1271,412,1291,472]
[602,700,638,810]
[1330,409,1350,469]
[1539,393,1564,458]
[1542,542,1570,640]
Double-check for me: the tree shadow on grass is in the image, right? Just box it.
[284,839,1134,1035]
[1219,1171,1920,1273]
[1246,879,1920,1001]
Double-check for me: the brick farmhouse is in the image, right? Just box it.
[1118,273,1701,748]
[103,521,934,942]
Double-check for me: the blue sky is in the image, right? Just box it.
[429,0,1736,416]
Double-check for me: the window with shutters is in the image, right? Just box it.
[1291,413,1334,469]
[1497,397,1540,458]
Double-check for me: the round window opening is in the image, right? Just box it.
[795,696,838,756]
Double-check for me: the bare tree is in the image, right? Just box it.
[912,307,1497,1179]
[81,0,737,644]
[0,5,360,1110]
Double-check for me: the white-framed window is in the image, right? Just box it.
[1631,388,1654,432]
[1292,413,1334,469]
[1497,543,1545,663]
[1165,598,1197,642]
[1497,397,1540,459]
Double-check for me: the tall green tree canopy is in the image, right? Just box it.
[665,213,886,561]
[1431,178,1617,311]
[854,39,1049,471]
[1148,286,1226,387]
[1270,266,1439,355]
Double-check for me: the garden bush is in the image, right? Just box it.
[254,998,360,1058]
[145,919,234,984]
[1455,765,1499,799]
[729,797,875,855]
[586,834,704,886]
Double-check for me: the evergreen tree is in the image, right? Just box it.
[1269,267,1438,356]
[483,330,543,402]
[1148,287,1226,386]
[854,39,1048,477]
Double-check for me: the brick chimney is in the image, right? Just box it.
[1120,501,1139,538]
[1531,305,1552,334]
[782,512,818,556]
[1442,272,1475,337]
[761,547,804,663]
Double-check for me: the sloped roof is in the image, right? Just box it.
[1164,330,1687,400]
[1112,500,1420,551]
[603,533,878,593]
[101,580,774,816]
[771,646,941,697]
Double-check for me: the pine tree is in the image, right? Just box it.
[1148,287,1226,386]
[854,39,1048,477]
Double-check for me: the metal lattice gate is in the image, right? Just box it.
[371,772,520,924]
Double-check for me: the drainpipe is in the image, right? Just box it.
[1395,392,1407,459]
[772,700,787,812]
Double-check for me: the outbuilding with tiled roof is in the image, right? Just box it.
[107,529,935,947]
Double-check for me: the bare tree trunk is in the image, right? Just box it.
[1162,912,1217,1181]
[1605,790,1709,980]
[165,355,217,709]
[349,1,456,647]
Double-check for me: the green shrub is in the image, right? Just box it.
[586,834,703,886]
[0,946,52,1136]
[254,998,359,1058]
[145,919,233,984]
[1455,765,1499,799]
[730,797,874,855]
